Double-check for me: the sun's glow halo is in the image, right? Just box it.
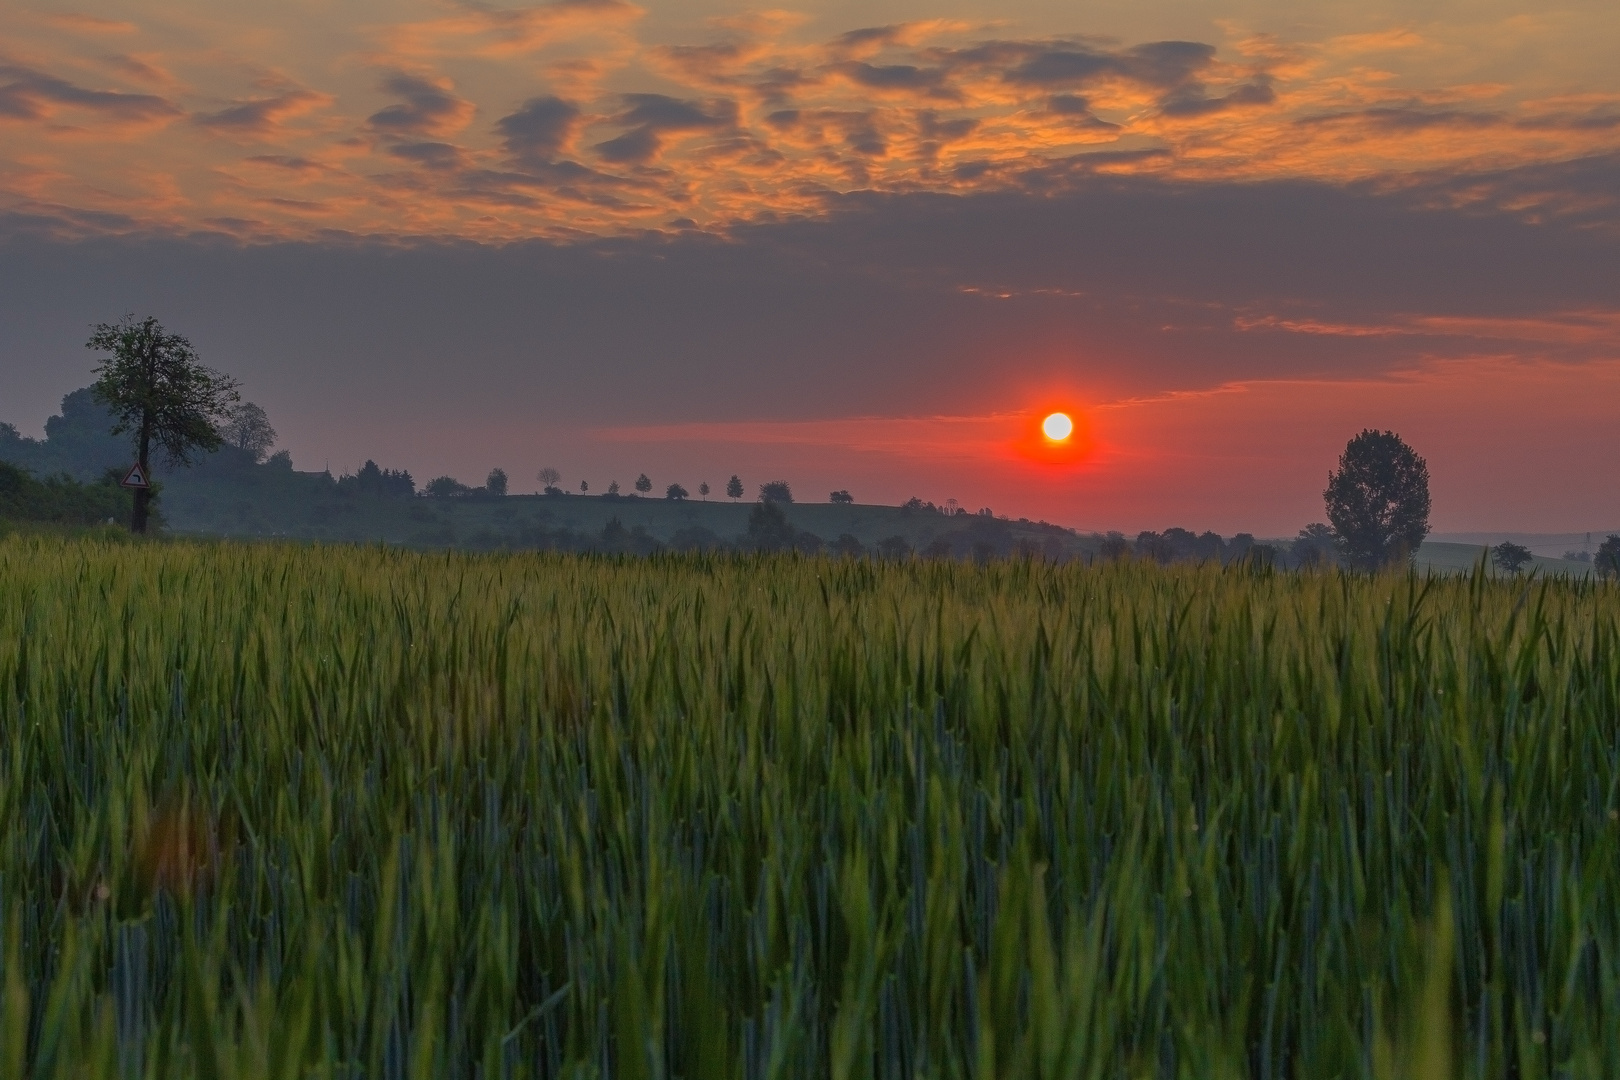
[1042,412,1074,441]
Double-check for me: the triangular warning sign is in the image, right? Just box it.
[120,463,150,489]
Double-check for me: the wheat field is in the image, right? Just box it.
[1,535,1617,1078]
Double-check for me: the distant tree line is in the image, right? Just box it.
[0,460,134,530]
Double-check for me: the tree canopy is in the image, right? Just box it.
[222,402,277,463]
[88,315,240,532]
[1491,541,1533,574]
[1323,430,1431,570]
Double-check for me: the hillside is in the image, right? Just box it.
[159,473,1092,558]
[1414,540,1597,578]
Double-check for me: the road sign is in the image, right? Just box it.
[120,463,150,489]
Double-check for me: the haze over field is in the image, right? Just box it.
[2,0,1618,534]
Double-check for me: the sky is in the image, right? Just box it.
[1,0,1617,535]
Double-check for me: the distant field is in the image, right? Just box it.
[4,536,1619,1076]
[1416,540,1596,577]
[161,476,1090,555]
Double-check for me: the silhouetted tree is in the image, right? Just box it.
[222,402,276,463]
[747,501,797,551]
[1098,534,1131,561]
[876,535,912,560]
[88,315,240,533]
[760,480,793,504]
[1595,535,1620,580]
[484,467,508,496]
[537,466,561,493]
[726,475,743,500]
[832,533,864,557]
[830,490,853,504]
[698,481,710,500]
[1324,430,1431,570]
[666,483,688,500]
[635,474,652,494]
[1491,541,1533,574]
[339,460,415,497]
[1293,523,1339,568]
[425,475,471,497]
[1135,531,1171,564]
[606,480,621,496]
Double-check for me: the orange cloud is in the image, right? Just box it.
[0,9,1616,240]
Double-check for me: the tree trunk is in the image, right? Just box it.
[132,416,152,534]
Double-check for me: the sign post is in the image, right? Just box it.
[120,463,150,490]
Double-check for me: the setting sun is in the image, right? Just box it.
[1042,412,1074,441]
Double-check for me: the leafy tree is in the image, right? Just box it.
[0,460,132,527]
[746,501,797,551]
[1324,430,1431,570]
[698,481,710,500]
[1135,531,1171,564]
[760,480,793,504]
[606,480,621,496]
[830,490,853,504]
[222,402,277,463]
[876,535,911,560]
[1562,549,1591,563]
[726,475,743,501]
[1098,535,1131,561]
[580,480,589,493]
[1595,535,1620,580]
[486,468,508,496]
[832,533,864,557]
[88,315,241,532]
[1490,541,1533,574]
[339,460,415,497]
[666,483,688,500]
[1293,522,1340,569]
[538,466,561,492]
[425,475,472,497]
[634,474,652,494]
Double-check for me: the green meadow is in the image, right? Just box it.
[3,535,1619,1078]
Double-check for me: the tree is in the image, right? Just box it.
[747,501,797,551]
[726,475,743,501]
[1098,535,1130,561]
[698,481,710,500]
[876,535,911,560]
[606,480,621,496]
[538,466,561,493]
[425,475,471,497]
[832,533,864,557]
[88,315,240,533]
[486,467,508,496]
[666,483,688,500]
[1595,535,1620,580]
[760,480,793,504]
[222,402,276,462]
[1324,430,1431,570]
[1293,523,1339,569]
[580,480,589,493]
[1490,541,1533,574]
[830,490,853,504]
[635,474,652,494]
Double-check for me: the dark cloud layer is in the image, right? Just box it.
[3,157,1615,441]
[0,62,177,122]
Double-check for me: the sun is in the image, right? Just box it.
[1042,411,1074,441]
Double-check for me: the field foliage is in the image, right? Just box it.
[1,537,1618,1078]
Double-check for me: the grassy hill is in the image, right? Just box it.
[1414,540,1596,578]
[160,472,1093,557]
